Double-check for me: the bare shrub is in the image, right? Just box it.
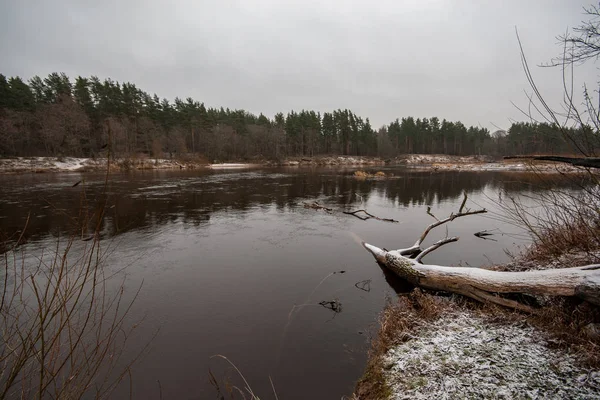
[505,18,600,265]
[0,161,144,398]
[500,170,600,266]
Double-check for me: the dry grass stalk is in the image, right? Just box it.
[0,134,144,399]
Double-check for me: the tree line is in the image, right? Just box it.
[0,72,589,160]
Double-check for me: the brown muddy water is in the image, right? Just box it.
[0,167,571,399]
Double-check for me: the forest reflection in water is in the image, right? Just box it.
[0,167,582,399]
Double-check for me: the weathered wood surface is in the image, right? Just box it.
[362,203,600,311]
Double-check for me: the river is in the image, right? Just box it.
[0,166,562,399]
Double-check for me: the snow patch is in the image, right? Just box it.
[384,312,600,399]
[0,157,100,172]
[208,163,258,169]
[53,158,90,171]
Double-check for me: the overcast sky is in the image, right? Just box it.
[1,0,598,131]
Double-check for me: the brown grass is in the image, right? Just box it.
[525,299,600,367]
[496,170,600,268]
[524,216,600,266]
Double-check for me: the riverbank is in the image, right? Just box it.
[353,292,600,399]
[399,154,580,173]
[0,154,582,174]
[353,245,600,399]
[0,155,384,173]
[0,157,197,173]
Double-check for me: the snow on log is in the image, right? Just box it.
[362,199,600,311]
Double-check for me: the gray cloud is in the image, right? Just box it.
[1,0,597,130]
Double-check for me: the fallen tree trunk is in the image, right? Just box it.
[362,201,600,311]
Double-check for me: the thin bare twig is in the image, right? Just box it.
[303,201,333,213]
[414,209,487,248]
[343,209,398,223]
[354,279,372,292]
[318,300,343,313]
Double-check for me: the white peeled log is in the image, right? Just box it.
[362,200,600,311]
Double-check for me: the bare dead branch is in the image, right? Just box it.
[459,286,536,313]
[515,28,592,156]
[459,192,468,213]
[426,206,439,222]
[318,300,342,313]
[474,230,498,242]
[354,279,372,292]
[343,209,398,223]
[415,237,459,264]
[414,209,487,248]
[303,201,333,213]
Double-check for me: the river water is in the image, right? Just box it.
[0,167,561,399]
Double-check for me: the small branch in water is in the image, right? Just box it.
[303,200,399,223]
[303,201,333,213]
[343,209,398,223]
[459,191,468,213]
[426,206,440,222]
[474,230,498,241]
[354,279,372,292]
[319,300,343,313]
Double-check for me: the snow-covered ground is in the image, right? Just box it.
[0,157,202,173]
[0,155,582,173]
[402,154,494,164]
[0,157,103,173]
[383,311,600,399]
[277,156,386,166]
[400,154,579,172]
[207,163,259,169]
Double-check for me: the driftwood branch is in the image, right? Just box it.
[354,279,372,292]
[474,230,498,241]
[459,191,468,213]
[343,209,398,223]
[414,237,458,263]
[303,201,333,213]
[426,206,439,222]
[303,201,397,223]
[319,300,342,313]
[362,202,600,311]
[410,208,487,251]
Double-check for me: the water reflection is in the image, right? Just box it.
[0,168,585,250]
[0,167,585,400]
